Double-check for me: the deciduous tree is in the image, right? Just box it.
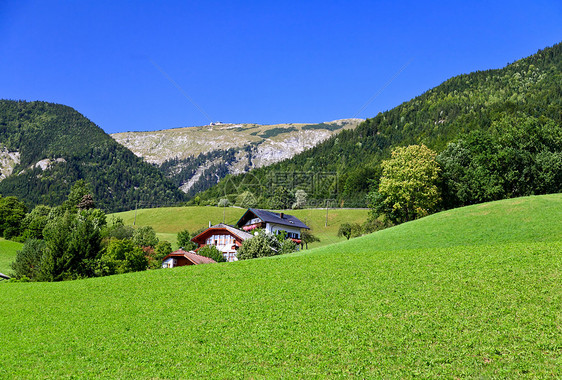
[373,144,441,223]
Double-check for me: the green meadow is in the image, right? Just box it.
[0,238,22,274]
[1,194,561,378]
[110,206,370,249]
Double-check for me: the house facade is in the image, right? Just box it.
[190,223,254,262]
[235,208,310,244]
[161,249,216,268]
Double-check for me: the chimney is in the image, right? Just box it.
[280,213,284,219]
[209,221,212,228]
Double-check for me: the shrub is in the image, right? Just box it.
[338,223,353,240]
[237,234,274,260]
[105,217,134,240]
[337,223,363,240]
[301,230,320,249]
[11,239,47,280]
[238,231,297,260]
[101,238,148,275]
[133,226,159,248]
[149,241,173,269]
[197,245,225,262]
[362,217,393,235]
[177,229,197,250]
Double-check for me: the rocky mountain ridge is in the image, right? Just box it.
[111,119,363,195]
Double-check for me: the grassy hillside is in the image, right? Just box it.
[110,206,370,249]
[316,193,562,254]
[1,194,561,377]
[0,238,21,275]
[0,100,185,211]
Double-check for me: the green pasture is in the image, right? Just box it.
[1,194,561,377]
[0,238,22,275]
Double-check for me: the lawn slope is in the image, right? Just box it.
[0,238,22,274]
[301,193,562,257]
[1,194,561,378]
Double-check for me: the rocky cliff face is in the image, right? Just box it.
[111,119,363,195]
[0,146,20,181]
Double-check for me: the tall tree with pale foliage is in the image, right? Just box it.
[372,144,441,223]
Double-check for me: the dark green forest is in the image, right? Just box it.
[197,42,562,208]
[0,101,185,211]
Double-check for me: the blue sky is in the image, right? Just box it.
[1,1,561,133]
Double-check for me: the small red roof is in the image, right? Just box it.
[162,249,216,265]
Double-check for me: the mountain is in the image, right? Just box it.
[111,119,363,196]
[196,42,562,207]
[0,100,186,211]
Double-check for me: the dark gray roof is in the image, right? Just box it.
[237,208,310,229]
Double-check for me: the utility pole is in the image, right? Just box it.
[325,199,329,227]
[133,201,138,226]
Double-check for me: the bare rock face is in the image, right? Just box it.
[0,146,20,182]
[111,119,363,193]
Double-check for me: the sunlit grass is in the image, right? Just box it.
[1,194,561,377]
[0,238,22,275]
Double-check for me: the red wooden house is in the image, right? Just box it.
[190,223,254,262]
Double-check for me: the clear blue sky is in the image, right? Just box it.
[1,1,561,133]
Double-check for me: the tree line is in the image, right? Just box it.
[3,181,178,281]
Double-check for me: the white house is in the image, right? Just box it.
[235,208,310,243]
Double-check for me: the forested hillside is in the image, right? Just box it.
[198,42,562,207]
[0,101,185,211]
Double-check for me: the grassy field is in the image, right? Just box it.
[0,238,22,275]
[110,206,370,249]
[1,194,561,377]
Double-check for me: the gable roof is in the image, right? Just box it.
[162,249,216,265]
[236,208,310,229]
[191,223,254,244]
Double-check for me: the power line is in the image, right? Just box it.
[353,59,413,118]
[149,59,214,124]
